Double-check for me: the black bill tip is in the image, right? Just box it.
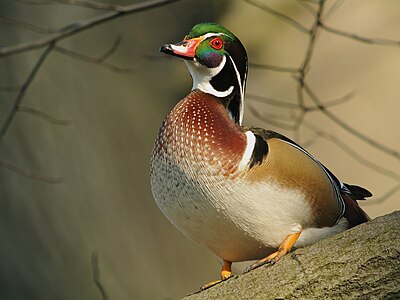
[160,44,173,54]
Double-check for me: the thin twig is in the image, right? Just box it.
[247,91,353,111]
[0,15,59,34]
[53,0,128,11]
[244,0,310,34]
[299,91,355,112]
[321,91,354,108]
[12,0,56,5]
[247,104,303,131]
[91,252,109,300]
[296,0,317,16]
[0,0,182,57]
[247,93,299,109]
[99,35,122,60]
[18,106,71,125]
[54,45,134,73]
[301,0,322,4]
[249,62,300,74]
[321,23,400,47]
[0,44,54,141]
[0,158,63,183]
[322,0,345,22]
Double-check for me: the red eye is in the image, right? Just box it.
[210,37,223,50]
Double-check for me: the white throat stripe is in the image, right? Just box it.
[185,55,234,98]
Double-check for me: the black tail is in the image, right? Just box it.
[344,183,373,200]
[341,183,372,228]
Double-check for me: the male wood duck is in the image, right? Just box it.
[150,22,372,289]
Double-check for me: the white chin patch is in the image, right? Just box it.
[185,56,234,98]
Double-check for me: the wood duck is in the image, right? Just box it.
[150,22,372,289]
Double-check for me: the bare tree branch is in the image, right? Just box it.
[244,0,310,34]
[0,44,54,141]
[91,252,109,300]
[0,0,182,57]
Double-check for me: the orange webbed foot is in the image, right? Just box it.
[243,226,303,273]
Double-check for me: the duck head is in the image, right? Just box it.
[160,22,248,125]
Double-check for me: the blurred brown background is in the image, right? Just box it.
[0,0,399,299]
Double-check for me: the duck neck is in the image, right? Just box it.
[185,54,246,126]
[156,90,248,176]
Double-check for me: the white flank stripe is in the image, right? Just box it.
[238,131,256,172]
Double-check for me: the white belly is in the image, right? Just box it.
[151,153,337,262]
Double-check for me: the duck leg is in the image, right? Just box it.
[201,259,233,290]
[244,226,303,273]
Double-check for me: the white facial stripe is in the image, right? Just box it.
[228,55,245,125]
[185,55,234,98]
[237,131,256,172]
[202,32,229,39]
